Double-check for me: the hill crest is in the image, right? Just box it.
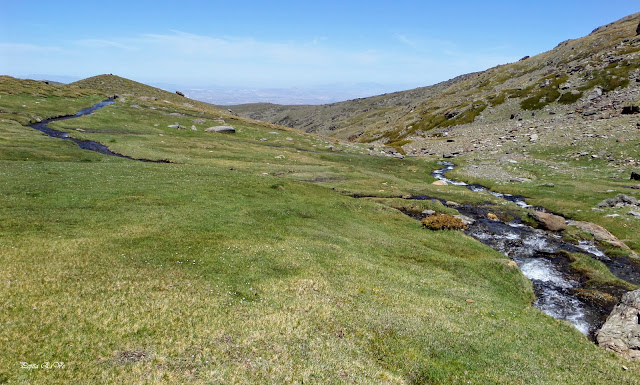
[227,12,640,153]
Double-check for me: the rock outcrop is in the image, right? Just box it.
[531,211,567,231]
[597,194,640,208]
[205,126,236,133]
[597,289,640,360]
[568,220,634,253]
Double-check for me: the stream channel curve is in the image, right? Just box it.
[29,98,170,163]
[425,161,640,339]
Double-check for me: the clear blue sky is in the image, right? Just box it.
[1,1,638,92]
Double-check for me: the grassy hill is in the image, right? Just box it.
[1,70,640,385]
[229,12,640,150]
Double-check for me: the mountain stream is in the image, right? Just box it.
[424,162,639,338]
[29,99,170,163]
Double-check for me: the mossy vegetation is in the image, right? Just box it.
[421,213,467,230]
[578,60,639,93]
[520,74,568,110]
[558,91,584,104]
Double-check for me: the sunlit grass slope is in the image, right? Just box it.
[1,76,638,384]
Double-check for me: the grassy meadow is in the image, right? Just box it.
[452,134,640,253]
[1,77,639,384]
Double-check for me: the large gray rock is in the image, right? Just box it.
[568,220,635,253]
[205,125,236,133]
[597,194,640,208]
[597,289,640,360]
[531,211,567,231]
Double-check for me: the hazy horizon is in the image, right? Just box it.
[2,1,639,104]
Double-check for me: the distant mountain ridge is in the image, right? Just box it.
[227,12,640,152]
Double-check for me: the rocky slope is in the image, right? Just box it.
[228,13,640,155]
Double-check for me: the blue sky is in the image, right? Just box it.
[1,1,638,98]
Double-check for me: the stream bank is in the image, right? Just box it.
[29,98,171,163]
[367,162,640,340]
[429,162,640,339]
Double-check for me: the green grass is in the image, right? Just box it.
[577,60,639,93]
[450,141,640,253]
[1,78,640,384]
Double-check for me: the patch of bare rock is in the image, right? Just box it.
[531,211,567,231]
[597,289,640,361]
[568,220,635,254]
[205,125,236,133]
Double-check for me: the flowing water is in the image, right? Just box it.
[29,99,170,163]
[428,162,639,338]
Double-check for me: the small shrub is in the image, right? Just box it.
[558,92,583,104]
[421,214,467,231]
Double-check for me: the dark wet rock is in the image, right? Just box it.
[531,211,567,231]
[632,171,640,181]
[176,91,185,97]
[621,105,640,115]
[596,289,640,361]
[637,20,640,36]
[205,126,236,133]
[597,194,640,208]
[444,110,459,119]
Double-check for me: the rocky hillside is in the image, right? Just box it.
[228,13,640,153]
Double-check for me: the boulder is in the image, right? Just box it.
[637,20,640,36]
[176,91,185,97]
[531,211,567,231]
[422,209,436,216]
[432,180,448,186]
[597,194,640,208]
[445,200,460,208]
[596,289,640,360]
[568,220,634,252]
[205,126,236,134]
[168,124,186,129]
[632,171,640,181]
[487,213,499,221]
[454,214,476,226]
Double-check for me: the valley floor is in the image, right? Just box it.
[1,82,639,384]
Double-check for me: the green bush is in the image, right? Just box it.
[421,214,467,231]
